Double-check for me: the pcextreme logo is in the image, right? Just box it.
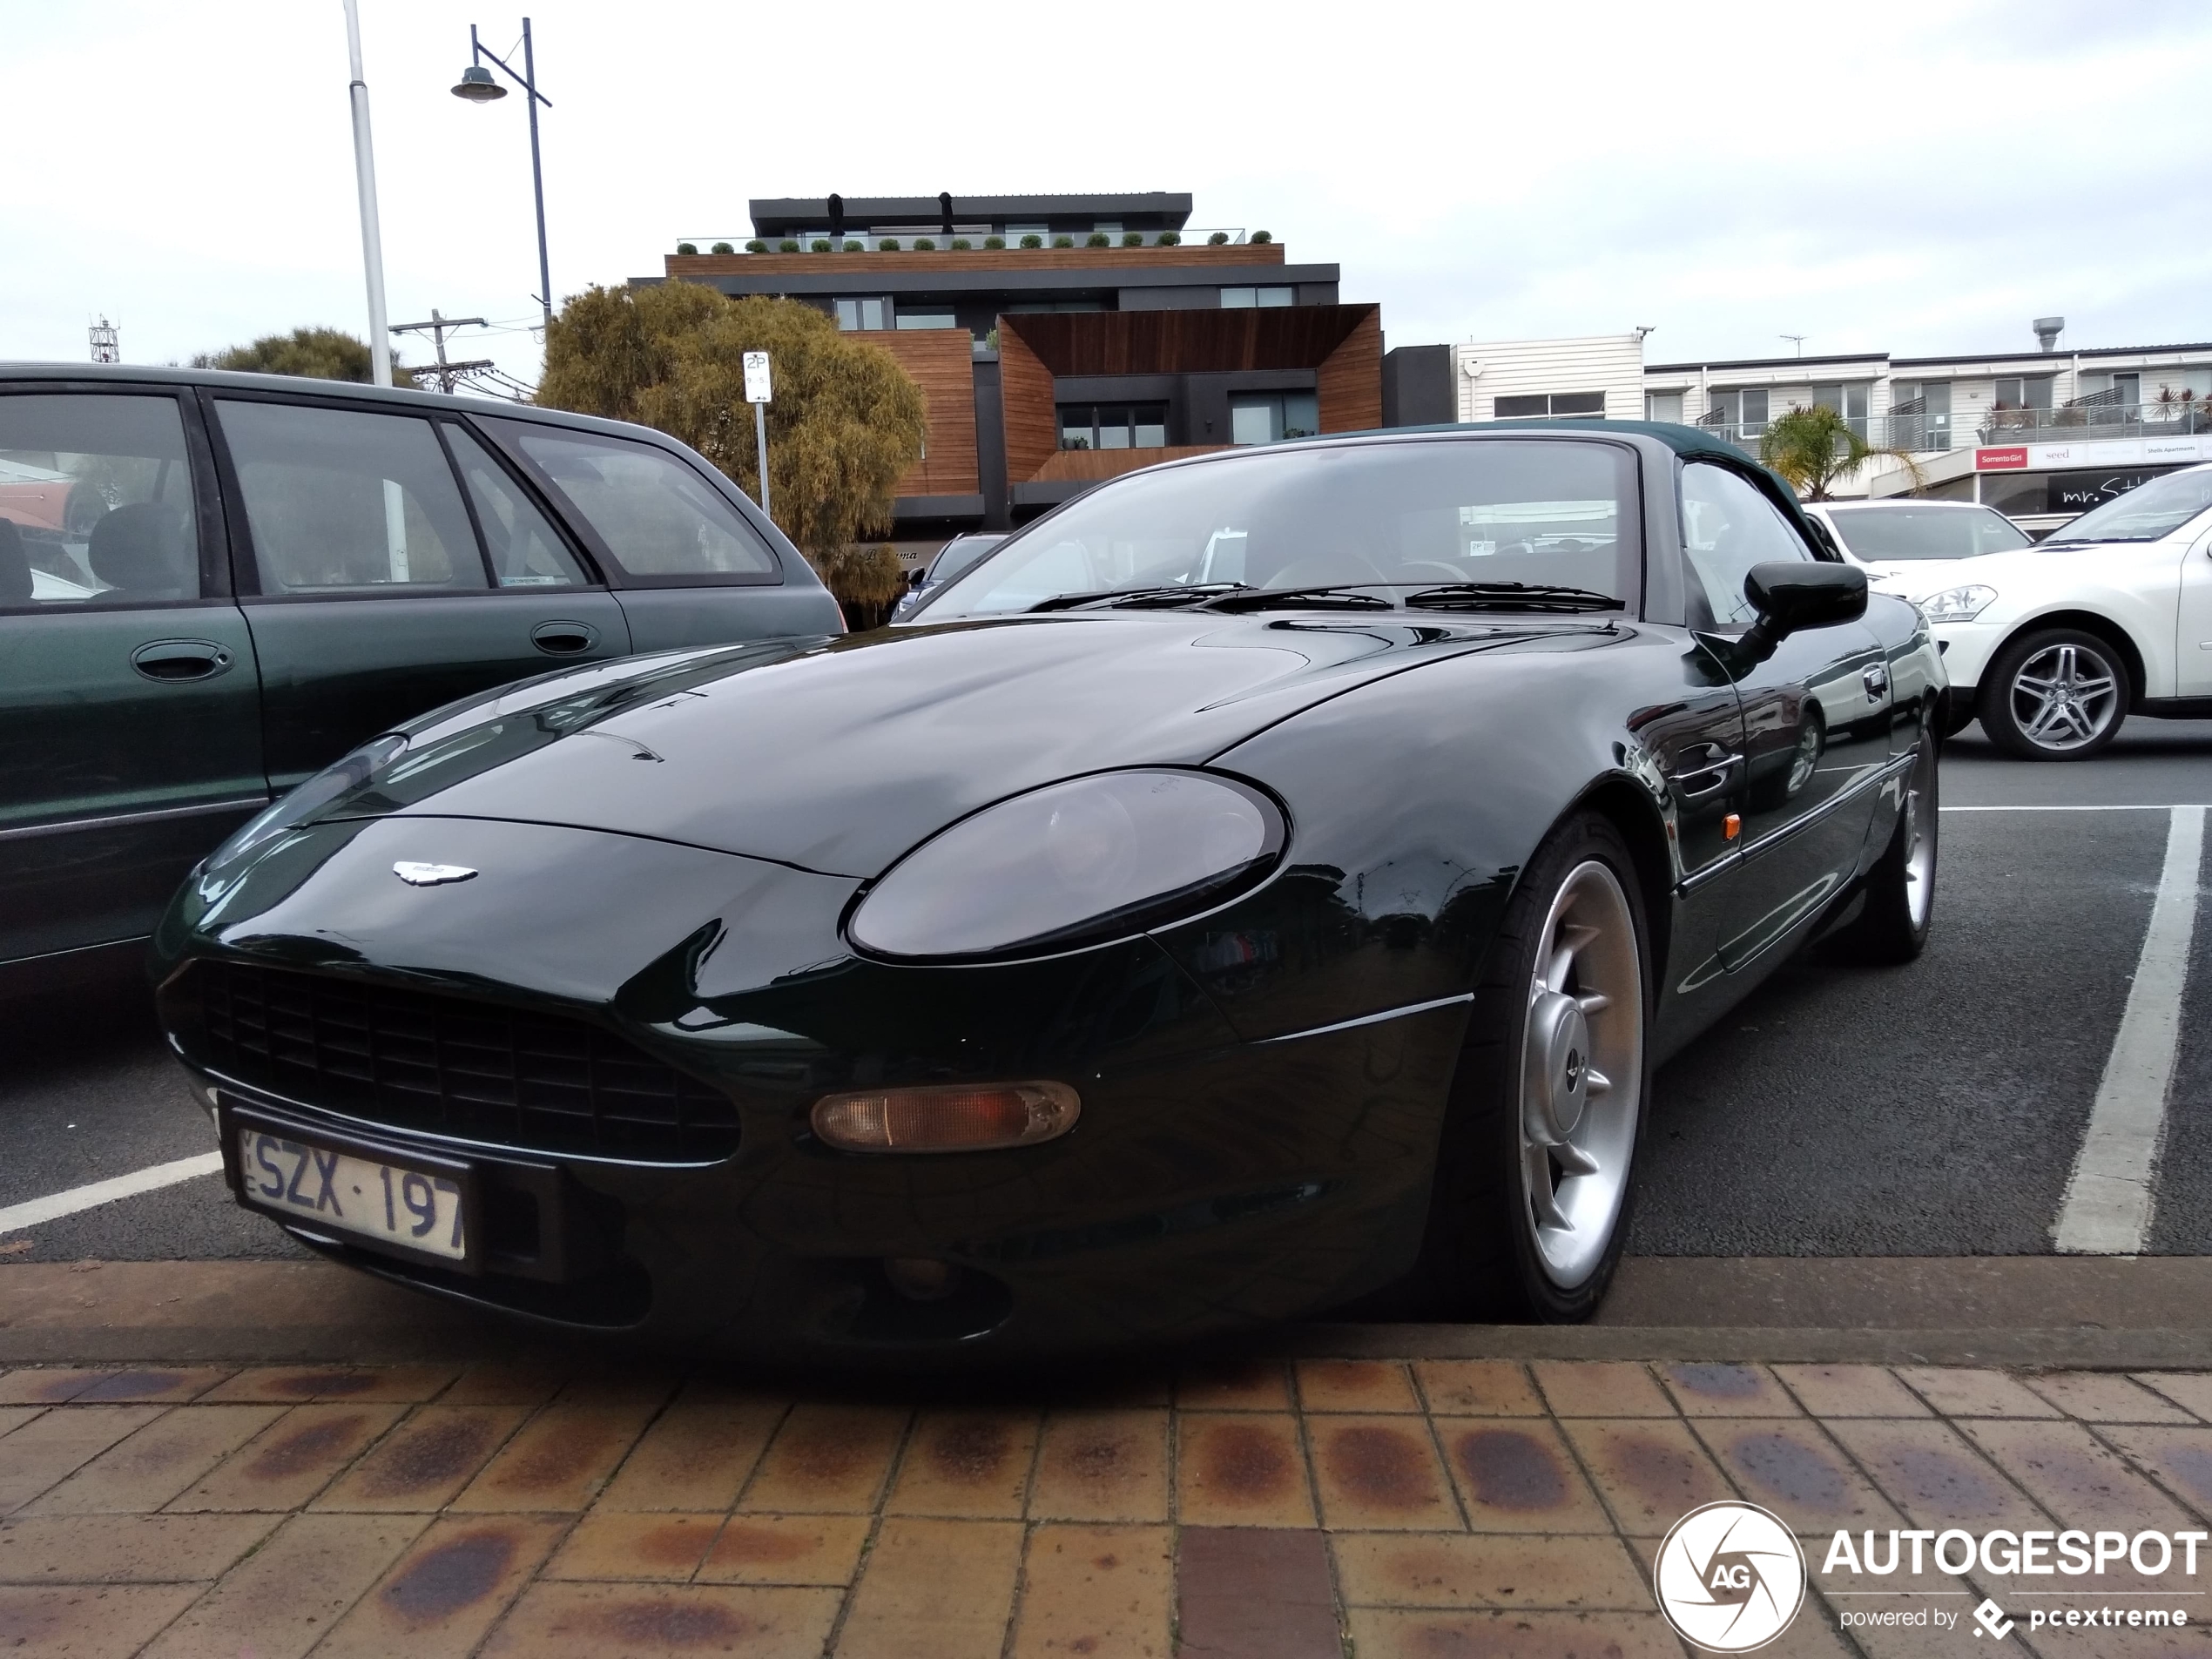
[1654,1501,1807,1651]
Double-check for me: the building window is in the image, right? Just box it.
[1495,392,1606,419]
[1228,391,1319,445]
[833,297,888,331]
[1993,374,2055,411]
[1891,381,1952,450]
[1220,287,1294,308]
[1706,388,1769,438]
[895,308,959,330]
[1059,403,1170,451]
[1811,382,1871,441]
[1646,391,1685,423]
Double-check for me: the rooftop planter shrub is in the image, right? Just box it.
[811,239,831,253]
[1250,230,1271,244]
[950,238,972,251]
[843,240,863,253]
[914,237,936,251]
[676,242,698,255]
[1087,232,1111,247]
[1054,234,1075,248]
[779,239,801,252]
[746,239,767,253]
[1122,232,1144,246]
[1157,230,1181,246]
[878,239,900,252]
[1020,234,1042,248]
[985,235,1006,249]
[1208,231,1229,245]
[711,241,734,254]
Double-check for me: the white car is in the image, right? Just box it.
[1807,468,2212,759]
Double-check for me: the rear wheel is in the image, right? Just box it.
[1830,725,1938,963]
[1978,627,2127,759]
[1418,813,1651,1322]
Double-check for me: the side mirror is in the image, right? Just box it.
[908,567,929,589]
[1738,561,1865,659]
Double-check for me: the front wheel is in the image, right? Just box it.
[1417,813,1651,1322]
[1978,627,2127,759]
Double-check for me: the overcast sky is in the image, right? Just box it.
[6,0,2208,388]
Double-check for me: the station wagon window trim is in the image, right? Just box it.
[198,388,614,604]
[0,384,235,617]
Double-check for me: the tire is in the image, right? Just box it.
[1977,627,2128,759]
[1415,812,1652,1323]
[1830,725,1938,964]
[1939,696,1976,740]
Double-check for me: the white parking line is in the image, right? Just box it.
[1942,804,2212,812]
[0,1152,225,1238]
[2054,805,2206,1254]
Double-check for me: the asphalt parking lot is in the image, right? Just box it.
[5,718,2210,1276]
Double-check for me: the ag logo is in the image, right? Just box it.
[1654,1501,1806,1651]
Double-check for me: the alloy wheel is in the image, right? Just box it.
[2008,641,2121,752]
[1517,859,1644,1289]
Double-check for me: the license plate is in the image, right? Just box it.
[234,1127,469,1261]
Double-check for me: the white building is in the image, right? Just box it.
[1392,324,2212,533]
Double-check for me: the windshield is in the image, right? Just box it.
[931,535,1003,584]
[2055,468,2212,543]
[1827,505,2032,561]
[926,439,1637,617]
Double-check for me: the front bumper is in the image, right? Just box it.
[1925,617,2006,700]
[153,813,1471,1364]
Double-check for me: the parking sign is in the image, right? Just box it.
[744,352,772,404]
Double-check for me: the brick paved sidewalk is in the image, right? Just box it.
[1,1357,2209,1657]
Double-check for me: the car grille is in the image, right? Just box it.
[192,961,739,1162]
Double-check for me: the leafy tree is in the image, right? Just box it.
[192,326,411,386]
[1759,403,1923,502]
[537,284,926,563]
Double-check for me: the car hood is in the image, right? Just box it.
[318,612,1610,877]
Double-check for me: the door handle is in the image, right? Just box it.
[530,619,597,656]
[1862,664,1891,702]
[131,639,235,683]
[1675,751,1743,800]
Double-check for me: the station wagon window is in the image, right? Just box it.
[1679,461,1811,625]
[0,394,201,609]
[496,425,779,583]
[443,427,586,588]
[931,438,1636,617]
[218,401,484,595]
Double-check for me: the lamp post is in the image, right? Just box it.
[452,19,554,331]
[342,0,394,387]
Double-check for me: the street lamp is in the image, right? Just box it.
[452,20,553,330]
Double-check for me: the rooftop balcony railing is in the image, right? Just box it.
[1973,401,2212,443]
[672,228,1257,253]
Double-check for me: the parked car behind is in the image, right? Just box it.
[0,364,842,991]
[893,532,1005,619]
[1809,469,2212,757]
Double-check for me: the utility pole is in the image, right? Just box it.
[342,0,393,387]
[390,309,494,394]
[88,318,119,363]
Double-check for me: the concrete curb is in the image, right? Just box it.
[5,1256,2210,1368]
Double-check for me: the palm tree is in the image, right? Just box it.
[1759,403,1923,501]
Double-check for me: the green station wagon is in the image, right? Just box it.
[0,364,842,992]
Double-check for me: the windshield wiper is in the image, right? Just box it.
[1404,582,1623,613]
[1028,583,1249,612]
[1202,584,1395,612]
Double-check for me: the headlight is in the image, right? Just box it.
[1915,584,1997,623]
[847,769,1285,961]
[203,733,407,878]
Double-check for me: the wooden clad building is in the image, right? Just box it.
[638,192,1386,536]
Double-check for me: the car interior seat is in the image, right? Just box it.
[0,518,32,606]
[86,502,193,601]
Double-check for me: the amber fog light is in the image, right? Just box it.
[811,1082,1080,1152]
